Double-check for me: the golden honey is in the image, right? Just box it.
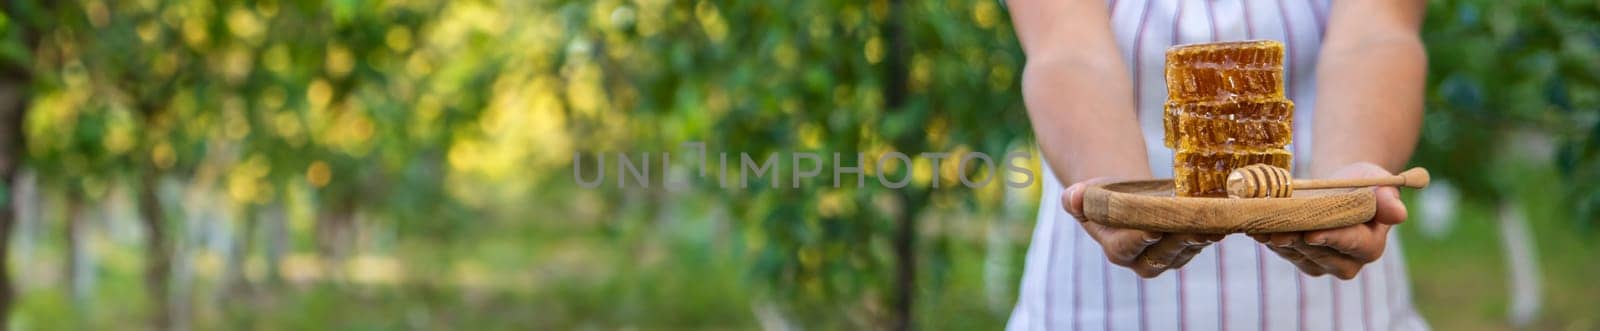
[1165,40,1286,102]
[1162,98,1294,150]
[1173,149,1293,197]
[1164,40,1293,197]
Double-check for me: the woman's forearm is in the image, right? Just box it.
[1023,57,1152,185]
[1308,37,1426,176]
[1309,0,1427,177]
[1010,0,1151,185]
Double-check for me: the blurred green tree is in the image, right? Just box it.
[7,0,501,327]
[0,1,45,326]
[551,0,1029,327]
[1418,0,1600,229]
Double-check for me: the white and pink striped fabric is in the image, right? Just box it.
[1007,0,1430,330]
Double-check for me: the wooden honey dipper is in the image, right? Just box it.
[1226,164,1430,198]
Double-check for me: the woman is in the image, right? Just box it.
[1005,0,1430,329]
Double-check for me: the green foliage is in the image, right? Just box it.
[1418,0,1600,229]
[18,0,510,239]
[547,0,1029,319]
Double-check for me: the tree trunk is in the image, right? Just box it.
[0,73,29,331]
[221,204,257,297]
[891,192,919,331]
[137,173,173,330]
[64,196,85,304]
[263,203,287,286]
[316,198,357,282]
[882,0,914,328]
[3,2,47,325]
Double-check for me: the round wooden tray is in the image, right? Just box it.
[1081,180,1376,234]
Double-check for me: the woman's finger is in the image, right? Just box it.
[1064,177,1123,221]
[1329,163,1405,225]
[1293,245,1365,280]
[1131,235,1211,278]
[1064,182,1086,220]
[1305,223,1389,263]
[1372,186,1408,225]
[1267,246,1326,276]
[1167,245,1208,269]
[1266,232,1301,248]
[1084,222,1162,267]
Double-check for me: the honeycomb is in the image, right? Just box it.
[1165,40,1286,102]
[1164,40,1293,197]
[1162,98,1294,151]
[1173,149,1293,197]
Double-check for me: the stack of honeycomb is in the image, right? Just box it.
[1163,40,1293,197]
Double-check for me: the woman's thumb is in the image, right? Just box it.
[1063,182,1086,219]
[1373,186,1408,225]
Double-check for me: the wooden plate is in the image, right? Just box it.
[1081,180,1376,234]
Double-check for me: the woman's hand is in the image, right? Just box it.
[1249,162,1409,279]
[1064,178,1225,278]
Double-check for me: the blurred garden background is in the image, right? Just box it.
[0,0,1595,329]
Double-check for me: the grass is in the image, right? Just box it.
[1400,162,1600,331]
